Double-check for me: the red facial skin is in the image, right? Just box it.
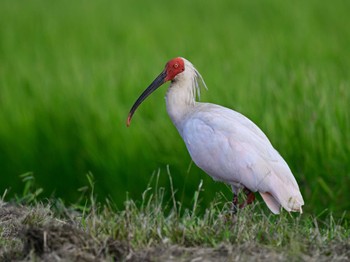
[164,57,185,81]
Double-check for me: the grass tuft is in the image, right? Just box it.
[1,173,349,261]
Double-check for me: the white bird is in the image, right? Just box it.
[127,57,304,214]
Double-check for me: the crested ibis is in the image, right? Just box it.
[126,57,304,214]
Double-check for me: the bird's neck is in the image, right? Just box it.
[165,80,196,132]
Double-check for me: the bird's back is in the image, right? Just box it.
[179,102,304,213]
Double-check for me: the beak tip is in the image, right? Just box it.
[126,115,132,127]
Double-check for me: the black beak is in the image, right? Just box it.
[126,70,167,126]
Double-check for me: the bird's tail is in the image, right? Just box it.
[260,191,304,214]
[260,192,281,214]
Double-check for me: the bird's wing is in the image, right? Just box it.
[181,103,303,211]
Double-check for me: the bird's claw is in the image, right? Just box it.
[232,188,255,211]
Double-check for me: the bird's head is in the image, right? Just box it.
[126,57,186,126]
[164,57,186,82]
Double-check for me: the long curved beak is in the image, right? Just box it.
[126,70,167,127]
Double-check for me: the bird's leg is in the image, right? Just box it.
[231,193,238,214]
[230,186,239,214]
[239,188,255,209]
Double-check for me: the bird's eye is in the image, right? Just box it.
[173,63,179,69]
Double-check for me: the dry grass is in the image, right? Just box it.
[1,174,349,261]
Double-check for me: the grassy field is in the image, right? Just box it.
[0,176,349,261]
[0,0,350,219]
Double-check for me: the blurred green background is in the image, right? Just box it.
[0,0,349,216]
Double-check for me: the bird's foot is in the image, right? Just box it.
[239,188,255,209]
[227,188,255,223]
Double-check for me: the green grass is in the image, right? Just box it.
[0,0,350,217]
[0,175,349,261]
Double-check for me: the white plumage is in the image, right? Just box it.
[127,57,304,214]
